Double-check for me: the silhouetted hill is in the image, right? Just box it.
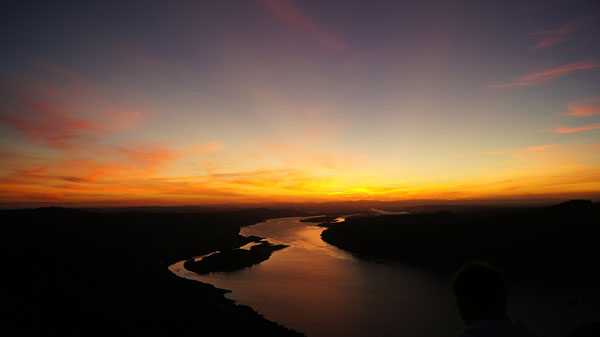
[321,201,600,283]
[548,199,594,211]
[1,207,305,337]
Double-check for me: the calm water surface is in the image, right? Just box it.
[171,217,462,337]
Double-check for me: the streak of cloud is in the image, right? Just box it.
[491,61,600,88]
[0,101,101,148]
[523,144,556,153]
[185,141,223,155]
[554,123,600,134]
[0,144,182,188]
[257,0,347,51]
[119,146,180,172]
[531,23,577,49]
[565,98,600,117]
[0,79,144,149]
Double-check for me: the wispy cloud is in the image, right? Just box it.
[531,23,577,49]
[483,144,557,156]
[565,98,600,117]
[0,101,102,148]
[185,141,223,155]
[523,144,556,153]
[0,79,143,148]
[491,61,600,88]
[257,0,347,51]
[554,123,600,134]
[0,143,182,187]
[119,145,180,172]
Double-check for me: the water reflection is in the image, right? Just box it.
[171,217,461,337]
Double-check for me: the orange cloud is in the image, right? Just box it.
[0,70,144,149]
[103,110,143,130]
[185,141,223,155]
[491,61,600,88]
[0,143,181,188]
[554,123,600,134]
[523,144,556,153]
[483,144,557,156]
[257,0,347,51]
[0,101,101,148]
[1,102,143,149]
[119,146,180,172]
[531,23,577,49]
[565,98,600,117]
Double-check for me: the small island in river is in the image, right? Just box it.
[185,240,289,274]
[301,215,347,227]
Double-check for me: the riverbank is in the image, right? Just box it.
[318,201,600,337]
[321,200,600,281]
[300,215,340,224]
[1,207,305,337]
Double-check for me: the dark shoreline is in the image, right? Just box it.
[1,208,305,337]
[320,200,600,281]
[300,215,340,224]
[318,200,600,337]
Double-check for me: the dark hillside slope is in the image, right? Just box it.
[1,207,304,337]
[322,200,600,282]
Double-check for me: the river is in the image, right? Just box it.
[170,216,463,337]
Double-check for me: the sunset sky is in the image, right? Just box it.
[1,0,600,206]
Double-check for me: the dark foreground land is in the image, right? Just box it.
[4,200,600,337]
[0,207,304,337]
[322,200,600,282]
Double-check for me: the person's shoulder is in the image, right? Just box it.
[458,320,536,337]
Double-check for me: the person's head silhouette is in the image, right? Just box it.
[453,262,507,325]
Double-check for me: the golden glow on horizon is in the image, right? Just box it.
[1,141,599,206]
